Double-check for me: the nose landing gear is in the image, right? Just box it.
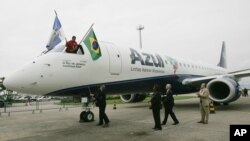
[80,111,94,122]
[79,97,95,122]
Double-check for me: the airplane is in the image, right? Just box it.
[2,39,250,122]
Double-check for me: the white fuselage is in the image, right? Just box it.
[4,42,227,95]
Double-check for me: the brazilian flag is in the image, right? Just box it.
[83,28,102,60]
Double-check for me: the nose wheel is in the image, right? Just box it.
[79,97,95,122]
[80,111,94,122]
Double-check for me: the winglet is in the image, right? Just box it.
[217,41,227,68]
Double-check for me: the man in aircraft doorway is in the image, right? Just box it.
[66,36,84,54]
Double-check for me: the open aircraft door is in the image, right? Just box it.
[106,44,122,75]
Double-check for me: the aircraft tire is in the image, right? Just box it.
[83,111,94,122]
[79,111,87,122]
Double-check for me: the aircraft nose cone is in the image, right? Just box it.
[3,75,23,91]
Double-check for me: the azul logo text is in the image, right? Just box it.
[130,48,164,68]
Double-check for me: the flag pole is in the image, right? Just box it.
[79,23,95,43]
[54,10,58,16]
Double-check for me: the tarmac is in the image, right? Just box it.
[1,96,250,141]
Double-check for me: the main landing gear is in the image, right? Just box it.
[79,97,95,122]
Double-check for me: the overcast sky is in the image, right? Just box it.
[1,0,250,77]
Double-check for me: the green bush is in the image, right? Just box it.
[106,95,120,100]
[11,100,27,103]
[61,98,80,103]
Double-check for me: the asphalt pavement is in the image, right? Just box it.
[1,96,250,141]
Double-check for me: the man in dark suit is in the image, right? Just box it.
[243,88,248,97]
[150,84,162,131]
[162,84,179,125]
[94,85,110,127]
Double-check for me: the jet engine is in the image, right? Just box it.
[120,93,147,103]
[207,78,241,103]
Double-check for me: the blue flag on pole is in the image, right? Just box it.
[46,15,65,50]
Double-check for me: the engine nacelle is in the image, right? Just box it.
[120,93,147,103]
[207,78,241,103]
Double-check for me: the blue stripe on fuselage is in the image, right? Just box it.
[46,74,204,96]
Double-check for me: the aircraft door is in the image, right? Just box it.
[106,45,122,75]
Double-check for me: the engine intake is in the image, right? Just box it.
[120,93,146,103]
[207,78,240,103]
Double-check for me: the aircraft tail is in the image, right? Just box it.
[217,41,227,68]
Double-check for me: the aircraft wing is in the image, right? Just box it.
[182,69,250,85]
[228,69,250,78]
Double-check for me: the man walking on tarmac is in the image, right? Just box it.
[161,84,179,126]
[94,85,110,128]
[197,83,210,124]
